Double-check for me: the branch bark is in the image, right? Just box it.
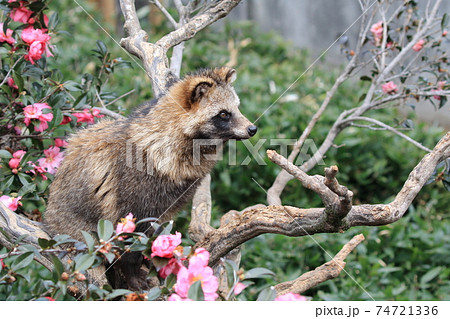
[195,132,450,267]
[275,234,365,296]
[119,0,241,95]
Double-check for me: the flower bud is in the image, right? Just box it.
[75,272,86,281]
[60,272,70,281]
[6,276,16,283]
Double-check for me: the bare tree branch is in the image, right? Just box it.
[275,234,364,295]
[155,0,241,50]
[266,0,445,205]
[346,116,432,152]
[0,202,50,249]
[119,0,241,95]
[196,132,450,267]
[152,0,178,28]
[189,174,214,242]
[266,1,371,205]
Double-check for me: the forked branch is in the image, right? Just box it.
[196,132,449,267]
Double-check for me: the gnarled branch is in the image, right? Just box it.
[275,234,365,296]
[196,132,450,267]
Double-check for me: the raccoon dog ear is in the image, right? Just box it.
[225,68,237,83]
[191,81,213,104]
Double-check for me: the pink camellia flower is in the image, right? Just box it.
[9,1,34,24]
[0,23,16,46]
[8,150,26,170]
[23,103,53,132]
[370,21,383,46]
[432,81,447,100]
[21,26,51,45]
[27,161,48,180]
[274,292,307,301]
[0,258,5,269]
[60,115,72,125]
[168,294,192,301]
[21,26,53,64]
[7,78,19,90]
[72,108,105,124]
[189,248,210,268]
[381,81,398,95]
[13,126,22,135]
[0,195,22,212]
[54,138,68,148]
[25,41,46,64]
[159,258,182,279]
[116,213,136,240]
[174,263,219,301]
[412,39,425,52]
[172,248,219,301]
[27,13,49,27]
[37,146,64,175]
[151,232,182,258]
[234,282,247,295]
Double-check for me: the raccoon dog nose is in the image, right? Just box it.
[247,125,258,137]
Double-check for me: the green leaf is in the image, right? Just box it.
[360,75,372,82]
[187,280,204,301]
[38,238,57,249]
[164,273,177,290]
[96,40,108,56]
[73,92,87,107]
[75,254,96,272]
[224,259,238,289]
[358,93,367,103]
[106,289,133,300]
[443,180,450,191]
[160,221,173,236]
[103,252,115,264]
[53,234,77,246]
[12,71,24,92]
[147,287,161,301]
[50,255,65,280]
[48,12,59,30]
[0,150,12,159]
[97,219,114,241]
[3,176,14,190]
[256,287,277,301]
[439,95,447,109]
[18,183,36,197]
[0,227,12,243]
[17,244,41,257]
[420,267,442,285]
[17,172,32,186]
[244,267,276,279]
[81,231,95,253]
[50,108,63,130]
[11,252,34,271]
[441,13,448,31]
[63,80,82,92]
[13,234,29,245]
[135,217,158,226]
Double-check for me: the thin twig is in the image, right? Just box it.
[346,116,432,152]
[152,0,178,28]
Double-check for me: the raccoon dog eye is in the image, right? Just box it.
[219,111,230,121]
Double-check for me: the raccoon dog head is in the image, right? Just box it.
[181,67,257,141]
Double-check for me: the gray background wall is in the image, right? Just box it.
[225,0,450,129]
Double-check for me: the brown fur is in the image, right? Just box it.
[44,67,256,289]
